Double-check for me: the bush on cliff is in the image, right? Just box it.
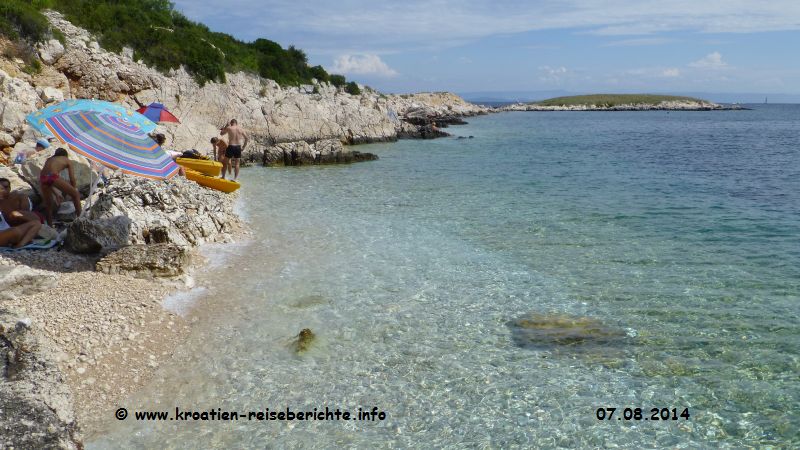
[0,0,51,42]
[0,0,355,88]
[329,74,346,87]
[345,81,361,95]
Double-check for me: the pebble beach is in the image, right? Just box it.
[1,223,249,436]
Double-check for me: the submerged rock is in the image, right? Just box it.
[288,295,328,309]
[508,313,626,349]
[291,328,316,354]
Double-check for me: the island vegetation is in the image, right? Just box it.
[535,94,706,107]
[1,0,352,87]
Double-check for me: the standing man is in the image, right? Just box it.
[219,119,247,181]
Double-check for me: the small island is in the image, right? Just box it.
[500,94,745,111]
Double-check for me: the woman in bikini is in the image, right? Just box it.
[39,148,82,226]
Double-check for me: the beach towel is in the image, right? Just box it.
[0,238,59,252]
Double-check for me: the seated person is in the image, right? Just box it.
[155,133,185,176]
[40,148,82,226]
[0,218,41,248]
[0,177,40,225]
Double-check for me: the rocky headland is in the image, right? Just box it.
[0,10,488,447]
[499,99,744,112]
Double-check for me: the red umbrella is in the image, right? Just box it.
[136,102,180,124]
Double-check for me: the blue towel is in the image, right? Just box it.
[0,238,59,252]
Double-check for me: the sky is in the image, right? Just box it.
[172,1,800,97]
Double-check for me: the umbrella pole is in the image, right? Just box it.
[86,164,93,215]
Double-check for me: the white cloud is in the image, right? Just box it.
[602,37,675,47]
[689,52,728,69]
[662,68,681,77]
[330,54,398,77]
[538,66,570,84]
[173,0,800,54]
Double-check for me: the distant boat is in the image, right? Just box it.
[765,96,768,104]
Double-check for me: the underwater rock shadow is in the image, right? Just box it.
[507,312,629,351]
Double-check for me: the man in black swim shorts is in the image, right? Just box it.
[220,119,248,181]
[225,144,242,159]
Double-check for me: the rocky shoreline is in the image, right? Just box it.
[498,100,746,111]
[0,10,493,448]
[1,173,246,446]
[1,11,488,171]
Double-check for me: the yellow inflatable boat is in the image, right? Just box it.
[184,169,240,193]
[176,157,223,177]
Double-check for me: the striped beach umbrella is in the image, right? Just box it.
[44,111,180,180]
[136,102,181,123]
[27,99,157,137]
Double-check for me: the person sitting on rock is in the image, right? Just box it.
[0,177,40,225]
[154,133,185,177]
[39,148,81,226]
[210,137,228,179]
[0,219,41,248]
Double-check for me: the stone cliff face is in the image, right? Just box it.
[0,11,487,167]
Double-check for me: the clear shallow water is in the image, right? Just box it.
[92,106,799,448]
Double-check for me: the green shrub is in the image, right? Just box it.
[536,94,704,107]
[22,58,42,75]
[329,74,346,87]
[308,65,329,83]
[0,0,51,41]
[345,81,360,95]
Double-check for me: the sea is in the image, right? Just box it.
[90,105,799,448]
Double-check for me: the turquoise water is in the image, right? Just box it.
[92,106,799,448]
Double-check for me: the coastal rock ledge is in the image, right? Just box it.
[66,174,240,254]
[1,311,82,449]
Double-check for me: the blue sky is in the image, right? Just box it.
[172,1,800,95]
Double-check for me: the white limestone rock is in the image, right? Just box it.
[37,39,66,65]
[0,166,35,198]
[0,132,15,147]
[65,174,239,253]
[39,86,65,104]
